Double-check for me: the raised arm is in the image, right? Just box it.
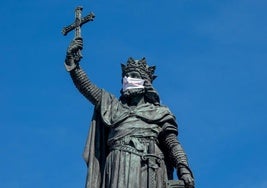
[64,37,101,106]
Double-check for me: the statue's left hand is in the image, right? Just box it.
[180,174,194,188]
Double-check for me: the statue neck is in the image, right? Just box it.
[127,95,145,107]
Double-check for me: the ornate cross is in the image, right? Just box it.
[62,6,95,60]
[62,6,95,37]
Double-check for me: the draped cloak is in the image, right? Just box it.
[83,90,178,188]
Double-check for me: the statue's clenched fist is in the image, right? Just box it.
[181,173,195,188]
[67,37,83,55]
[65,37,83,71]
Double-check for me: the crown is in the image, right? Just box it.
[121,57,157,82]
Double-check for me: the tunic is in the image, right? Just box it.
[83,90,178,188]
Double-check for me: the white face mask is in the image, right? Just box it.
[122,76,145,91]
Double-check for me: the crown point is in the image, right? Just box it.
[121,57,157,82]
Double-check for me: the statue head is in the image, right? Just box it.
[120,57,160,105]
[121,57,157,83]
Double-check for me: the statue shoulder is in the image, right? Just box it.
[101,89,118,101]
[156,105,175,116]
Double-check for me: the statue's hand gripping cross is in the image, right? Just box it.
[62,6,95,61]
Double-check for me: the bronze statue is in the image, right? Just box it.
[63,7,194,188]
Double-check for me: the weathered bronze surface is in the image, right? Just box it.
[62,6,95,62]
[62,6,95,36]
[63,6,194,188]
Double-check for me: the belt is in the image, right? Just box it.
[110,144,164,163]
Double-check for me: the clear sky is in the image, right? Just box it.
[1,0,267,188]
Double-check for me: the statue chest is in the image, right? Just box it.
[107,115,162,143]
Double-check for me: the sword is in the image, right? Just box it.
[142,138,158,188]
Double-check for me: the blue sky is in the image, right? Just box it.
[1,0,267,188]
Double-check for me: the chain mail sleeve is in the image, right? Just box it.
[160,123,194,179]
[67,63,102,106]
